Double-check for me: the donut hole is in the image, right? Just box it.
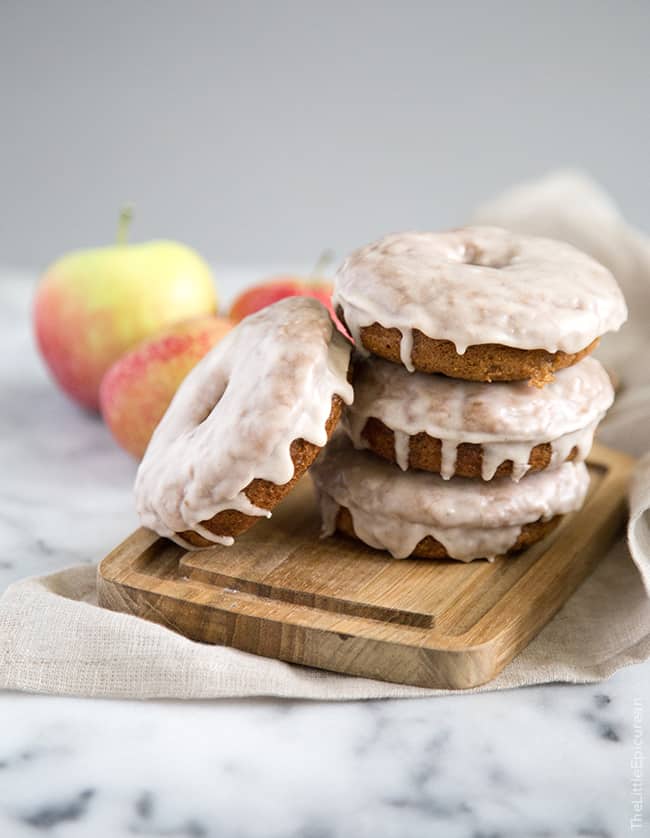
[463,242,514,269]
[192,375,231,429]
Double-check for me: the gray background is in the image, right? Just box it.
[1,0,648,271]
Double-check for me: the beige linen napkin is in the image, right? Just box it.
[629,453,650,596]
[1,171,649,699]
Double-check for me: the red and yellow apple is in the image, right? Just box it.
[229,252,339,326]
[34,212,218,411]
[230,275,336,323]
[100,315,232,459]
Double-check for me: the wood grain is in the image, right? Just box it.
[97,443,634,690]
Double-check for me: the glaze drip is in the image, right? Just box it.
[135,297,353,548]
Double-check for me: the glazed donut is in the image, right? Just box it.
[311,434,590,561]
[333,227,627,386]
[345,355,613,481]
[135,297,353,549]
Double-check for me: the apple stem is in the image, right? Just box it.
[310,249,335,279]
[116,205,134,245]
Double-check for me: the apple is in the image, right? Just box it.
[230,276,335,323]
[229,251,339,325]
[34,208,218,411]
[100,315,232,459]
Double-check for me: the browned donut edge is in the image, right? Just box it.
[177,394,344,547]
[336,308,598,385]
[360,416,579,479]
[335,506,561,560]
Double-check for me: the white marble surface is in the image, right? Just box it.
[1,272,648,838]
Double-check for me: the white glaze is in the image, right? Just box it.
[312,434,590,561]
[333,227,627,367]
[135,297,353,548]
[345,355,613,480]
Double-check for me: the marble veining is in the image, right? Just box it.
[0,273,648,838]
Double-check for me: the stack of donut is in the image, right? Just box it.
[311,227,627,562]
[134,226,627,563]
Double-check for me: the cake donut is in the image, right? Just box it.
[135,297,353,549]
[333,227,627,386]
[345,355,614,481]
[311,435,590,561]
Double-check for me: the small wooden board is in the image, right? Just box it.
[98,443,634,690]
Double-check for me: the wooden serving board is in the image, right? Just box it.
[98,443,634,690]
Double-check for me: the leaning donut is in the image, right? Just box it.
[135,296,353,549]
